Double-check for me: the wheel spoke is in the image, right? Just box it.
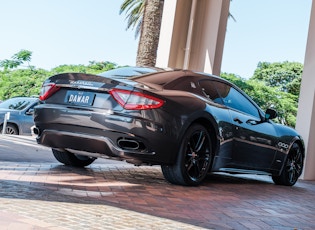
[295,163,302,175]
[185,130,211,181]
[293,149,301,162]
[187,142,194,156]
[286,148,303,184]
[186,158,194,171]
[290,168,298,184]
[194,131,205,152]
[187,160,202,179]
[7,128,13,134]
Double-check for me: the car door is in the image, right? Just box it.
[20,101,39,134]
[213,81,279,170]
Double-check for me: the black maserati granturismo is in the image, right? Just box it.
[33,66,304,186]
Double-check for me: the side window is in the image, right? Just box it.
[213,81,260,118]
[198,80,224,104]
[26,101,39,115]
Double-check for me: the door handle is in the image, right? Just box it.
[246,119,259,125]
[233,117,243,124]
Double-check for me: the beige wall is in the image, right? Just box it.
[296,0,315,180]
[156,0,230,75]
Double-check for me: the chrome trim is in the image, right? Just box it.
[56,84,109,91]
[218,168,272,175]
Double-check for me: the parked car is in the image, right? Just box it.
[33,67,304,186]
[0,97,39,135]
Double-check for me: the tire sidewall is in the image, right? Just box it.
[285,143,303,185]
[274,143,303,186]
[177,124,212,186]
[1,124,18,135]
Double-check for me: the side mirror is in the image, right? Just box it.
[26,108,34,115]
[265,108,277,120]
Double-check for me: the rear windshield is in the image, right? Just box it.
[98,67,158,79]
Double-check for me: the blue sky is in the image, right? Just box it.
[0,0,312,78]
[223,0,312,78]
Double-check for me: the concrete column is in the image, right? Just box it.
[296,0,315,180]
[156,0,230,75]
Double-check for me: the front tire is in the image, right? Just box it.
[161,124,213,186]
[52,149,96,167]
[272,143,304,186]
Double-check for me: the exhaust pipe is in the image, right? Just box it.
[117,138,140,150]
[32,126,39,135]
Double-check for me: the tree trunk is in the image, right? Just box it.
[136,0,164,67]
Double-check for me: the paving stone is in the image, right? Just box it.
[1,135,315,229]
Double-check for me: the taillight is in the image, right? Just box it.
[39,83,60,101]
[109,89,164,110]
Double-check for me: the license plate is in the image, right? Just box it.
[65,91,95,106]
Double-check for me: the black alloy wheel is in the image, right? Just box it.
[0,124,18,135]
[272,143,304,186]
[52,149,96,167]
[161,124,213,186]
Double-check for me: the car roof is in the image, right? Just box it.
[98,66,233,90]
[132,69,224,87]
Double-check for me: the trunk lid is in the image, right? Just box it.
[41,73,135,111]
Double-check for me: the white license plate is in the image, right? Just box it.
[65,91,95,106]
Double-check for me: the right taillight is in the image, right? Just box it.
[39,83,60,101]
[109,89,164,110]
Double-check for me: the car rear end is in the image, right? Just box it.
[33,71,179,165]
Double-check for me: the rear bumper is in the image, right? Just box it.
[36,129,156,164]
[33,104,180,165]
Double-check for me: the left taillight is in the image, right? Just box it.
[109,89,164,110]
[39,83,60,101]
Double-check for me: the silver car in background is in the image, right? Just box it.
[0,97,39,135]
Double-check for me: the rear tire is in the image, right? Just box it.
[161,124,213,186]
[272,143,304,186]
[52,149,96,167]
[0,124,18,135]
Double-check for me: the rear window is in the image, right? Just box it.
[133,71,185,86]
[98,67,158,79]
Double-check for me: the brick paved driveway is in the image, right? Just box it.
[1,135,315,230]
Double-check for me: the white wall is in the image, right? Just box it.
[296,0,315,180]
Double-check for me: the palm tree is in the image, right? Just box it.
[120,0,164,67]
[120,0,233,67]
[136,0,163,66]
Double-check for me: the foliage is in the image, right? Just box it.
[50,61,117,75]
[252,61,303,96]
[0,50,33,70]
[120,0,145,38]
[0,69,49,99]
[0,57,118,100]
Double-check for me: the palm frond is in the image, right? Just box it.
[120,0,145,38]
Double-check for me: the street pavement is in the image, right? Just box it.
[1,134,315,229]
